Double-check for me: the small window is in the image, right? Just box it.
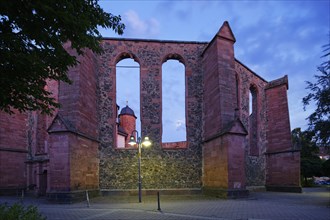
[249,92,253,115]
[249,85,258,156]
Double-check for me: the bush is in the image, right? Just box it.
[0,203,46,220]
[322,159,330,177]
[301,177,315,187]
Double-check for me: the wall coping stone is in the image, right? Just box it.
[265,75,288,90]
[102,37,208,45]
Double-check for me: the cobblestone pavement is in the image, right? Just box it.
[1,187,329,220]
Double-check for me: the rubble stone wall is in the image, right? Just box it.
[97,39,207,189]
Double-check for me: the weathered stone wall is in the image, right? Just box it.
[0,110,28,191]
[97,39,207,190]
[70,135,99,190]
[0,21,301,196]
[266,151,300,191]
[265,77,301,191]
[235,61,268,186]
[245,156,266,186]
[48,133,70,191]
[203,136,229,188]
[59,43,99,138]
[265,76,292,153]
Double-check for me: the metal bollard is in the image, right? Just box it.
[86,190,90,208]
[20,189,24,202]
[157,191,161,211]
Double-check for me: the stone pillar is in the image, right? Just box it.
[203,21,237,137]
[265,76,301,192]
[203,120,248,198]
[47,44,100,202]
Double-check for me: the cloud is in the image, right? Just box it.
[175,119,186,131]
[123,10,160,38]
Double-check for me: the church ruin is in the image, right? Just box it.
[0,21,301,201]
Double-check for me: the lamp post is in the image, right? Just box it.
[128,130,151,203]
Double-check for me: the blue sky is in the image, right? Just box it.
[99,0,330,142]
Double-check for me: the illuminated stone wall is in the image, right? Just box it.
[97,39,206,190]
[235,62,268,187]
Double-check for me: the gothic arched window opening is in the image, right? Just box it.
[116,58,140,148]
[162,59,187,149]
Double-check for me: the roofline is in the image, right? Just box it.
[202,21,236,57]
[235,58,268,83]
[100,38,268,83]
[101,37,208,45]
[201,34,217,57]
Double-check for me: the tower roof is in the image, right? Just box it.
[217,21,236,42]
[119,105,137,118]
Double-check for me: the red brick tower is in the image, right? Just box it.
[119,105,137,147]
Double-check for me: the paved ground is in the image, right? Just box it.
[1,187,329,220]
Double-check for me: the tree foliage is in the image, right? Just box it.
[292,128,319,158]
[303,42,330,146]
[322,159,330,177]
[0,0,125,114]
[292,128,323,185]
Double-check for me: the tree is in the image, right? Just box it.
[0,0,125,114]
[292,128,323,185]
[303,42,330,147]
[292,128,319,158]
[322,159,330,177]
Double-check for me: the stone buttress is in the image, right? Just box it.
[202,21,249,198]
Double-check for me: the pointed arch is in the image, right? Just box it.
[115,54,141,148]
[115,52,140,65]
[161,53,186,65]
[161,54,187,148]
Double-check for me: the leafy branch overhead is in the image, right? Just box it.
[0,0,125,114]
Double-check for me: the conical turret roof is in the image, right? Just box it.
[119,105,137,118]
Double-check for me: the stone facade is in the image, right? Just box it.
[0,110,28,194]
[0,21,301,201]
[97,37,205,191]
[235,60,268,187]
